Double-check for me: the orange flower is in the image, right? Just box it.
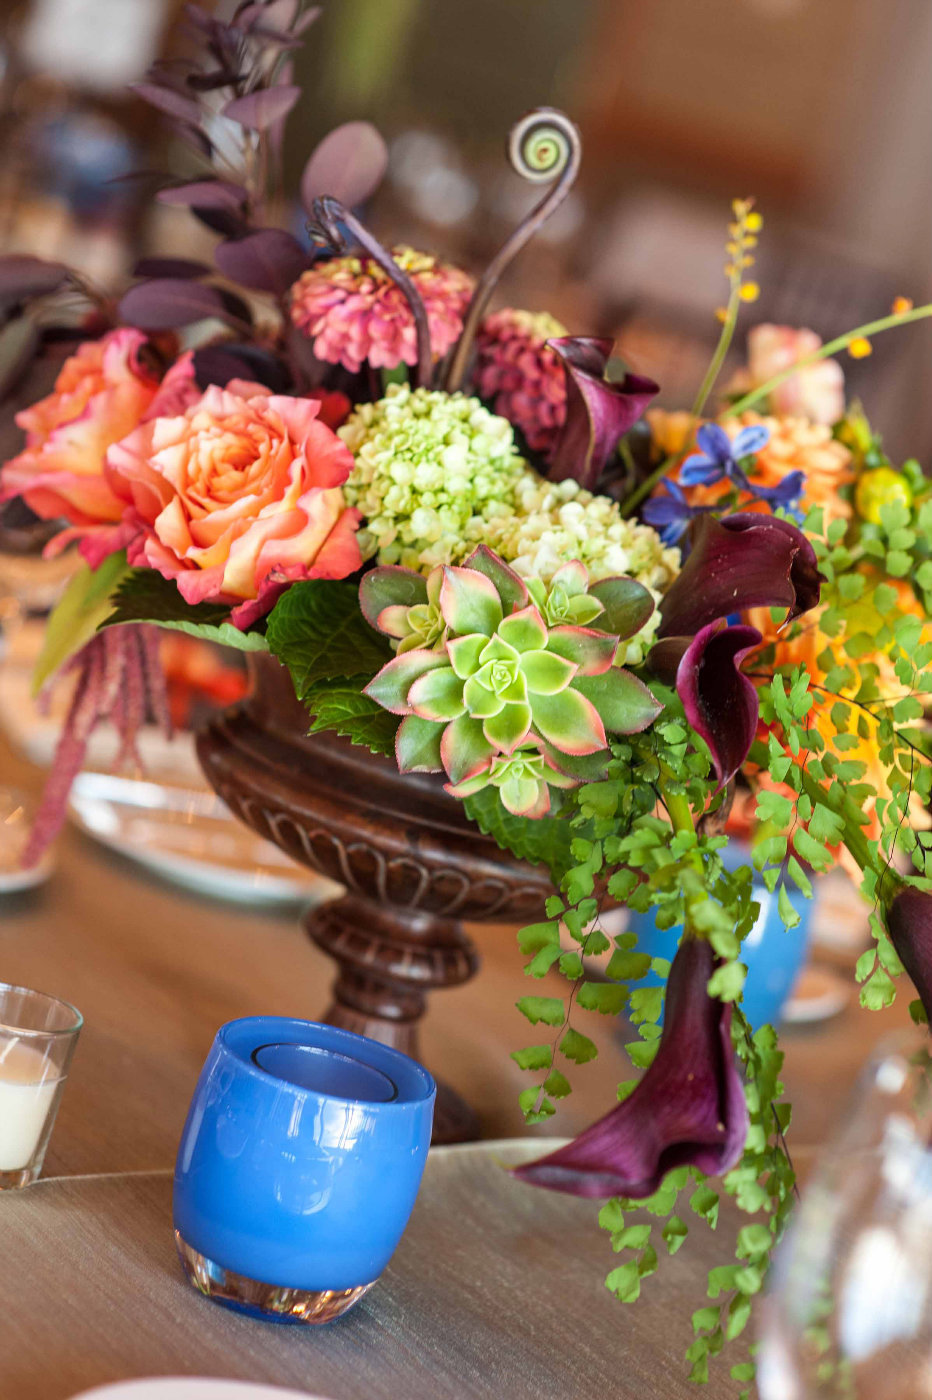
[106,384,362,628]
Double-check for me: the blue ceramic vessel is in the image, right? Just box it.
[626,843,813,1028]
[173,1017,435,1323]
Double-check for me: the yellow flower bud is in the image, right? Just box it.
[892,296,914,315]
[745,211,763,233]
[848,336,872,359]
[739,282,760,303]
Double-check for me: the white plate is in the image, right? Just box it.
[71,1381,334,1400]
[68,771,341,908]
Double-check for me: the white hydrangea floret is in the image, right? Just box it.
[484,472,681,664]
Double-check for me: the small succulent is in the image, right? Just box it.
[361,545,662,817]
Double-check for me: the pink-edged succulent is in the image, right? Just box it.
[360,545,662,817]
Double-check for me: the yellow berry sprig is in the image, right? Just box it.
[693,198,763,416]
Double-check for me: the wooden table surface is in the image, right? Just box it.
[0,728,918,1397]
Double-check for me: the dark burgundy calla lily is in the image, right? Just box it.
[676,622,762,787]
[547,336,659,491]
[886,885,932,1023]
[659,513,822,640]
[512,939,748,1200]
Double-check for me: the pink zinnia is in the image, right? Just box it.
[474,308,568,456]
[289,246,473,374]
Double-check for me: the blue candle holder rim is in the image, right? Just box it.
[216,1016,437,1110]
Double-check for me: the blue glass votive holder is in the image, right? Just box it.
[173,1017,435,1324]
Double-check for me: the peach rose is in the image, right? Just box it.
[733,325,845,426]
[106,384,362,627]
[0,330,199,561]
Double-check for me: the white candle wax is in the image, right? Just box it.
[0,1041,61,1171]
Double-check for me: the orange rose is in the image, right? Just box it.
[106,384,362,627]
[733,325,846,426]
[0,330,200,562]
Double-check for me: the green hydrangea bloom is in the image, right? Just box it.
[340,384,681,666]
[339,384,528,570]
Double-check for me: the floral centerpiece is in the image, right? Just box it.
[3,3,932,1387]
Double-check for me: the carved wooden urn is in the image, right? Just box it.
[196,653,553,1143]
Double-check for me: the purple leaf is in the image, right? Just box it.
[157,180,247,210]
[118,279,232,330]
[216,287,254,327]
[0,316,40,401]
[293,6,322,34]
[886,885,932,1022]
[192,343,292,393]
[547,337,659,490]
[132,257,210,280]
[222,86,301,131]
[0,256,69,307]
[214,229,311,295]
[512,938,748,1199]
[300,122,389,212]
[131,82,202,127]
[187,70,244,92]
[676,622,762,787]
[659,513,823,640]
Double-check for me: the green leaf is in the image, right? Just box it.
[692,1306,720,1333]
[577,982,628,1015]
[707,960,746,1003]
[510,1044,552,1072]
[515,995,565,1027]
[518,1087,555,1124]
[560,1027,598,1064]
[543,1069,572,1098]
[300,675,399,755]
[777,883,800,930]
[605,949,652,981]
[662,1215,688,1255]
[605,1261,641,1302]
[691,1184,720,1228]
[266,579,392,694]
[462,786,570,884]
[102,567,268,651]
[34,551,131,695]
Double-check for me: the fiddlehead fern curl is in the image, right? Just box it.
[309,196,433,388]
[443,108,581,393]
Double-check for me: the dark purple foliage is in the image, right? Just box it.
[118,279,232,330]
[192,343,292,392]
[300,122,389,212]
[547,336,659,490]
[512,939,748,1199]
[0,256,70,308]
[214,229,311,294]
[222,86,301,131]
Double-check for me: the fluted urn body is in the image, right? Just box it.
[196,653,553,1142]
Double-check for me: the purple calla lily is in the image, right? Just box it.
[658,513,822,640]
[886,885,932,1023]
[676,622,762,787]
[546,336,659,491]
[512,938,748,1199]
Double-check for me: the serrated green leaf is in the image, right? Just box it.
[605,949,653,981]
[510,1044,552,1072]
[605,1261,641,1302]
[102,565,269,652]
[266,579,392,693]
[304,675,399,755]
[462,786,570,884]
[543,1068,572,1098]
[560,1027,598,1064]
[663,1215,688,1255]
[577,981,628,1015]
[515,995,564,1027]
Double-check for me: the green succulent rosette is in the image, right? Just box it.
[361,545,662,817]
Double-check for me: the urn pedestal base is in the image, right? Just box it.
[196,655,552,1144]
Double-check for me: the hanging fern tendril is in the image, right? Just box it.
[444,108,581,393]
[308,195,433,389]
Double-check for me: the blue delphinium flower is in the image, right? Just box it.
[642,479,715,545]
[679,421,804,519]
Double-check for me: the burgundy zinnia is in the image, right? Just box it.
[289,246,473,374]
[474,308,568,455]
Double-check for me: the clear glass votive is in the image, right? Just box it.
[0,982,82,1189]
[173,1018,436,1324]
